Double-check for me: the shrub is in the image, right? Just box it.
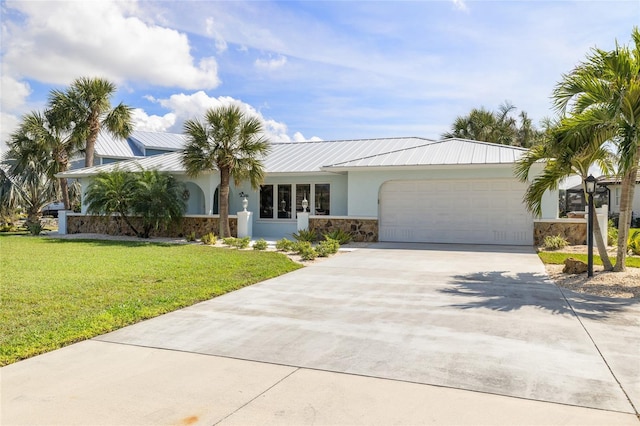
[628,230,640,256]
[295,241,318,260]
[27,222,44,236]
[543,234,568,251]
[293,241,312,254]
[236,236,251,249]
[316,238,340,257]
[275,238,295,252]
[224,236,250,249]
[292,228,318,243]
[201,232,217,245]
[323,229,352,245]
[185,231,197,242]
[253,238,268,250]
[608,220,618,246]
[223,237,237,247]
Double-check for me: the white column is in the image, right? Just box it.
[237,211,252,238]
[596,205,608,244]
[297,212,309,231]
[58,210,68,235]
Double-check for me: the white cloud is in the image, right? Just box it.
[3,0,220,89]
[0,113,20,155]
[0,76,32,111]
[205,16,228,53]
[136,91,319,142]
[255,55,287,70]
[451,0,469,12]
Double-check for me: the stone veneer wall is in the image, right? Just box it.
[66,215,237,238]
[309,217,378,242]
[534,220,586,246]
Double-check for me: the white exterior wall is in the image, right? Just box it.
[347,166,539,217]
[608,184,640,216]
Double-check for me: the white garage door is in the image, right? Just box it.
[379,179,533,245]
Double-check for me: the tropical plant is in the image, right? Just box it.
[84,169,184,238]
[515,120,615,270]
[292,228,318,242]
[316,238,340,257]
[628,230,640,256]
[442,102,543,147]
[49,77,133,168]
[182,105,270,237]
[552,27,640,271]
[323,229,352,245]
[201,232,216,245]
[542,235,569,251]
[131,170,185,238]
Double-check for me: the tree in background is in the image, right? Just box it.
[182,105,270,237]
[553,27,640,271]
[443,102,543,148]
[49,77,133,168]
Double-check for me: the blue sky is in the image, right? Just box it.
[1,0,638,153]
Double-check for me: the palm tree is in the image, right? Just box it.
[84,169,141,236]
[132,170,186,238]
[182,105,270,237]
[443,102,543,147]
[552,27,640,271]
[49,77,133,168]
[515,121,616,270]
[9,110,83,210]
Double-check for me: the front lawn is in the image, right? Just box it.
[538,251,640,268]
[0,235,301,366]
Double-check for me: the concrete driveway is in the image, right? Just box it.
[2,242,639,425]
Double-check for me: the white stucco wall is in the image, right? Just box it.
[607,184,640,216]
[346,166,533,216]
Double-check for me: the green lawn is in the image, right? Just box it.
[538,251,640,268]
[0,235,301,366]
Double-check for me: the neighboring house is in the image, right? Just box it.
[59,137,555,246]
[69,130,186,168]
[598,171,640,218]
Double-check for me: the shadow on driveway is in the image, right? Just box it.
[442,270,638,320]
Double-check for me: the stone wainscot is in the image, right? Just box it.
[66,214,238,238]
[309,216,378,242]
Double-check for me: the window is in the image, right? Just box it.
[314,183,330,215]
[615,188,621,206]
[277,184,292,218]
[296,184,311,213]
[260,185,273,218]
[260,183,330,219]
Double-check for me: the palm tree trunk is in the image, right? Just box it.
[219,167,231,237]
[614,149,639,271]
[84,112,100,168]
[592,212,613,271]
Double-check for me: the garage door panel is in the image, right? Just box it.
[380,179,533,245]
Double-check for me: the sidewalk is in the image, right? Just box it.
[2,340,638,425]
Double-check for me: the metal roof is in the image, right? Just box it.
[59,137,530,178]
[596,171,640,185]
[94,133,143,158]
[129,130,187,150]
[324,138,528,170]
[265,137,435,173]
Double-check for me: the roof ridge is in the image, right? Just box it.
[325,140,443,167]
[440,137,529,151]
[270,136,433,146]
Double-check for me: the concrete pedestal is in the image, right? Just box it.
[297,212,309,231]
[58,210,69,235]
[237,211,253,238]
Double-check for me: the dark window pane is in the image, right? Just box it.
[260,185,273,219]
[277,184,292,219]
[314,184,330,215]
[296,184,311,213]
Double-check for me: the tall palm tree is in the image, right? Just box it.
[515,121,615,270]
[9,110,83,210]
[182,105,270,237]
[552,27,640,271]
[49,77,133,168]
